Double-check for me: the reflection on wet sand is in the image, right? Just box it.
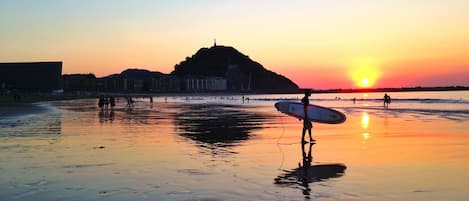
[0,107,62,137]
[172,104,271,153]
[274,142,346,199]
[98,110,115,123]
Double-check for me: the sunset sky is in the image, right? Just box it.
[1,0,468,89]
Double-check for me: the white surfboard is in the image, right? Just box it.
[275,102,346,124]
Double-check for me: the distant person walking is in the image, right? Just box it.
[104,97,110,110]
[384,93,391,108]
[301,90,313,143]
[98,95,105,110]
[109,96,116,109]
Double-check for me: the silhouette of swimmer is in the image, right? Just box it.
[384,93,391,108]
[274,142,347,199]
[301,90,313,143]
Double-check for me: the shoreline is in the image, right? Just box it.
[1,87,468,106]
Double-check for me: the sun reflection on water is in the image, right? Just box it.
[361,112,370,129]
[362,132,370,140]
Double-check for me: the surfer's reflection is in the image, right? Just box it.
[274,143,346,199]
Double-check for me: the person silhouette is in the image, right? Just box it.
[301,90,313,143]
[387,94,391,106]
[104,96,109,110]
[98,95,105,111]
[384,93,391,108]
[109,96,116,109]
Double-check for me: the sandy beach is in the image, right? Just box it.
[0,91,468,200]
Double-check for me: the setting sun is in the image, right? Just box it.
[349,58,381,88]
[361,78,370,87]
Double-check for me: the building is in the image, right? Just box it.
[183,76,227,92]
[0,62,62,92]
[63,74,96,92]
[96,70,183,92]
[150,75,181,92]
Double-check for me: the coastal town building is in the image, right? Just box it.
[184,76,227,91]
[96,70,182,92]
[149,75,181,92]
[63,74,96,92]
[0,61,62,92]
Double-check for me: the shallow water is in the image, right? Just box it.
[1,91,469,200]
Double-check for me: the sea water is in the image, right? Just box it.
[1,91,468,200]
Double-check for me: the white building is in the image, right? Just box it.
[185,76,226,91]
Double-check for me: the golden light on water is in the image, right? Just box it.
[362,133,370,140]
[361,112,370,129]
[361,112,371,141]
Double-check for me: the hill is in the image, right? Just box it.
[171,45,298,92]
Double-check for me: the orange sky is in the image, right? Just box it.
[1,0,468,89]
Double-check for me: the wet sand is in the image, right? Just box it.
[0,103,47,118]
[0,92,468,200]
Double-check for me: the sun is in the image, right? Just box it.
[348,58,381,88]
[361,78,370,87]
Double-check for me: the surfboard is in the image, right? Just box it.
[274,102,346,124]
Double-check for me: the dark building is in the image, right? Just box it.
[97,69,182,92]
[182,75,227,92]
[150,74,181,92]
[63,74,96,92]
[0,62,62,92]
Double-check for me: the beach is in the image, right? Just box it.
[1,91,468,200]
[0,103,48,118]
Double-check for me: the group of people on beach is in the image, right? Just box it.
[98,95,158,110]
[98,95,116,110]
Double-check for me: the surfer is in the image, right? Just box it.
[301,90,313,143]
